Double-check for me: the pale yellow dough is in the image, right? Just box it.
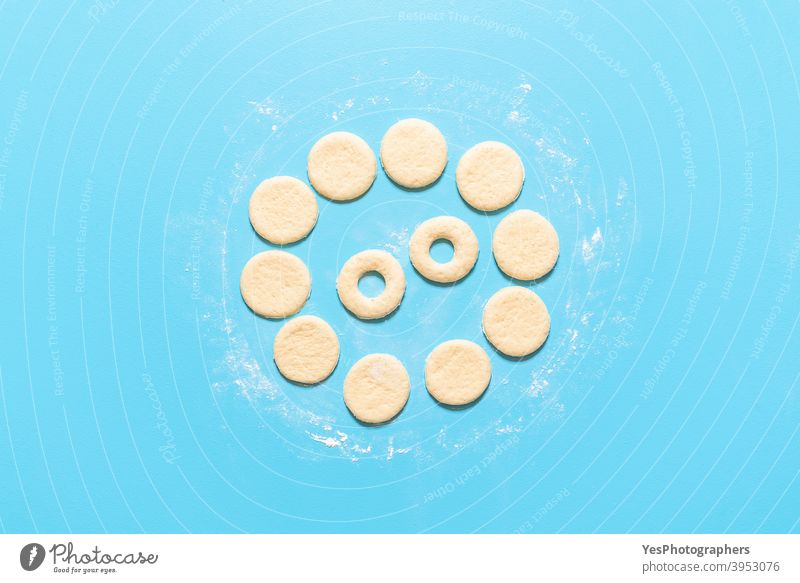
[493,210,559,280]
[456,141,524,211]
[273,316,340,385]
[336,249,405,319]
[380,118,447,188]
[482,286,550,357]
[344,353,410,424]
[307,131,376,201]
[248,176,318,244]
[409,216,479,283]
[425,340,491,406]
[240,251,310,318]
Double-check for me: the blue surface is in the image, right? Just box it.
[1,1,798,534]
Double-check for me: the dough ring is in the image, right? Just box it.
[493,209,559,280]
[456,141,524,211]
[425,340,491,406]
[248,176,318,244]
[336,250,405,319]
[380,118,447,188]
[273,315,340,385]
[240,250,310,318]
[344,353,410,424]
[482,286,550,357]
[307,131,376,201]
[409,216,479,283]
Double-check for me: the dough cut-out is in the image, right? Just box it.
[493,209,559,280]
[409,216,479,283]
[425,340,491,406]
[336,249,405,319]
[248,176,318,244]
[482,286,550,357]
[274,315,339,384]
[307,131,376,201]
[344,353,410,424]
[380,118,447,188]
[240,251,310,318]
[456,141,524,211]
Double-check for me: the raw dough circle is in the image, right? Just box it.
[493,210,559,280]
[248,176,318,244]
[409,216,479,283]
[273,316,340,384]
[344,353,410,424]
[240,251,310,318]
[482,286,550,357]
[425,340,491,406]
[307,131,376,201]
[336,250,405,319]
[380,118,447,188]
[456,141,524,211]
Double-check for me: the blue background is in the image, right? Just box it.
[0,1,798,533]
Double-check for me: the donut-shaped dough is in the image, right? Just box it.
[248,176,318,244]
[482,286,550,357]
[380,118,447,188]
[336,250,405,319]
[307,131,376,201]
[456,141,524,211]
[240,251,310,318]
[425,340,491,406]
[344,353,410,424]
[273,316,340,385]
[409,216,479,283]
[493,210,559,280]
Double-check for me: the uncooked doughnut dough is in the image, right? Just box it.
[425,340,491,406]
[240,251,310,318]
[343,353,410,424]
[456,141,524,211]
[307,131,376,201]
[409,216,479,283]
[380,118,447,188]
[248,176,318,244]
[273,315,339,384]
[482,286,550,357]
[336,249,406,319]
[493,210,559,280]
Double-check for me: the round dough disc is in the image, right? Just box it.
[409,216,479,283]
[425,340,491,406]
[249,176,318,244]
[336,249,406,319]
[344,354,410,424]
[273,315,339,384]
[307,131,376,201]
[482,286,550,357]
[493,210,559,280]
[240,251,310,318]
[456,141,524,211]
[380,118,447,188]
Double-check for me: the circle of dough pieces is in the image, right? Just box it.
[273,316,340,384]
[482,286,550,357]
[380,118,447,188]
[493,209,559,280]
[425,340,491,406]
[456,141,524,211]
[307,131,376,201]
[248,176,318,244]
[240,251,310,318]
[344,354,410,424]
[409,216,479,283]
[336,249,405,319]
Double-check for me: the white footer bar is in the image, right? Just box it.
[1,534,797,581]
